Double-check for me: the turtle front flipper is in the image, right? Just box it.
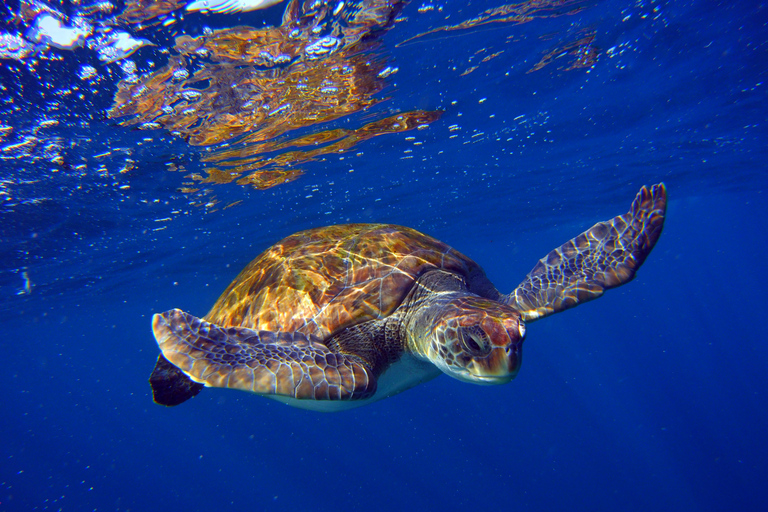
[151,309,377,401]
[507,183,667,322]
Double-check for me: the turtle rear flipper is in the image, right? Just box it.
[149,354,204,406]
[508,183,667,322]
[152,309,377,401]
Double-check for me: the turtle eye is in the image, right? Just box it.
[460,327,491,357]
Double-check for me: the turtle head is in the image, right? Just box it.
[423,295,526,385]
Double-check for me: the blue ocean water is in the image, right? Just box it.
[1,0,767,511]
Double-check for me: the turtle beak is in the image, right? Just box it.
[470,315,524,383]
[468,344,521,384]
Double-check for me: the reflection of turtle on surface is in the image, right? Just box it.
[150,184,667,411]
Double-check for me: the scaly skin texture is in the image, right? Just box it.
[151,269,525,404]
[149,184,667,408]
[508,184,667,321]
[399,270,524,384]
[151,224,496,405]
[154,310,376,400]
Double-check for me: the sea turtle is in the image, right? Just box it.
[150,184,666,411]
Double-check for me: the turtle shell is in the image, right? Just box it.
[205,223,481,339]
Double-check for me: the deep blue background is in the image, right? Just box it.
[2,1,767,511]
